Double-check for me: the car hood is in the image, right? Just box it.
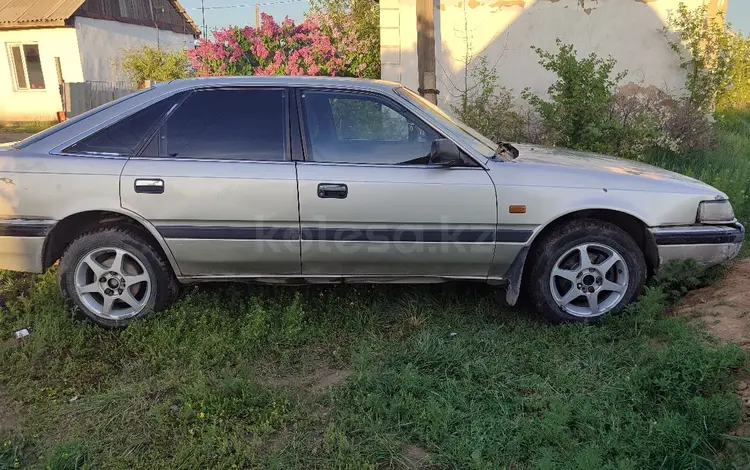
[511,144,700,182]
[501,144,723,194]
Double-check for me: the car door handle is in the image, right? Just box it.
[134,178,164,194]
[317,183,348,199]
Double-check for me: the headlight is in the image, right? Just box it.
[697,200,735,223]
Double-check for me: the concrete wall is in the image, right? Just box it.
[0,28,84,121]
[74,16,195,82]
[381,0,725,108]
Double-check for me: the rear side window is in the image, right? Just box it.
[16,88,153,150]
[64,93,184,156]
[143,88,287,161]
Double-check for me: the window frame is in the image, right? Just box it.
[6,43,45,91]
[57,86,293,162]
[296,87,478,168]
[135,86,292,163]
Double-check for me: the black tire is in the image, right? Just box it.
[526,219,647,323]
[58,226,179,328]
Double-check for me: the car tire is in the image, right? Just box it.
[526,219,647,323]
[58,226,179,328]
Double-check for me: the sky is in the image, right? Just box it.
[728,2,750,34]
[181,0,749,37]
[183,0,309,34]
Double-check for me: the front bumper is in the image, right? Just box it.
[650,223,745,267]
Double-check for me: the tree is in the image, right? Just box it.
[663,3,750,111]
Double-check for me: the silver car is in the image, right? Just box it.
[0,76,743,327]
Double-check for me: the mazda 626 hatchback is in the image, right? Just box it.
[0,76,742,327]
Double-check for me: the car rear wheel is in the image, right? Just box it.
[527,219,647,322]
[58,227,178,328]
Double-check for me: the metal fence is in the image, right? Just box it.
[62,81,140,118]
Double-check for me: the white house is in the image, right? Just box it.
[380,0,728,106]
[0,0,200,121]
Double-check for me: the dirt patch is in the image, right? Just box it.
[675,259,750,346]
[0,386,22,435]
[0,132,31,144]
[265,367,353,396]
[403,444,429,468]
[674,259,750,434]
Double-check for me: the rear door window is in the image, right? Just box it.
[64,93,185,156]
[143,88,288,161]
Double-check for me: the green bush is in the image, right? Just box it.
[519,40,713,158]
[450,56,525,143]
[521,39,626,153]
[120,46,191,86]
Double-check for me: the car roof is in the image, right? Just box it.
[159,76,403,94]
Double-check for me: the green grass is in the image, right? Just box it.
[0,262,748,469]
[0,121,57,135]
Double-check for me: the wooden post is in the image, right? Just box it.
[55,57,65,113]
[416,0,438,104]
[54,57,63,86]
[255,3,260,28]
[63,83,72,114]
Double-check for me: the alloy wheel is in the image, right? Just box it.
[74,247,151,320]
[548,243,629,317]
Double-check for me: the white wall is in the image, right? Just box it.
[381,0,419,90]
[382,0,715,108]
[74,16,194,82]
[0,28,84,121]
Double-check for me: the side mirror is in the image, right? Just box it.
[429,139,462,167]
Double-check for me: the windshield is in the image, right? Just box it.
[396,87,497,157]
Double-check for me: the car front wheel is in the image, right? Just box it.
[58,227,178,328]
[527,219,647,322]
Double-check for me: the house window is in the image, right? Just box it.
[7,44,45,90]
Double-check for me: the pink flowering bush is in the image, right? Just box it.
[188,13,373,77]
[307,9,379,78]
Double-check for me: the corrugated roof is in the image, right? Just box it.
[168,0,199,36]
[0,0,84,24]
[0,0,199,35]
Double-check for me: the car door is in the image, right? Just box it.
[119,87,300,277]
[296,89,497,279]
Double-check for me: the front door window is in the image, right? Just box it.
[302,91,439,165]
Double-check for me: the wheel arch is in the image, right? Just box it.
[528,208,657,272]
[503,208,658,306]
[42,209,181,276]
